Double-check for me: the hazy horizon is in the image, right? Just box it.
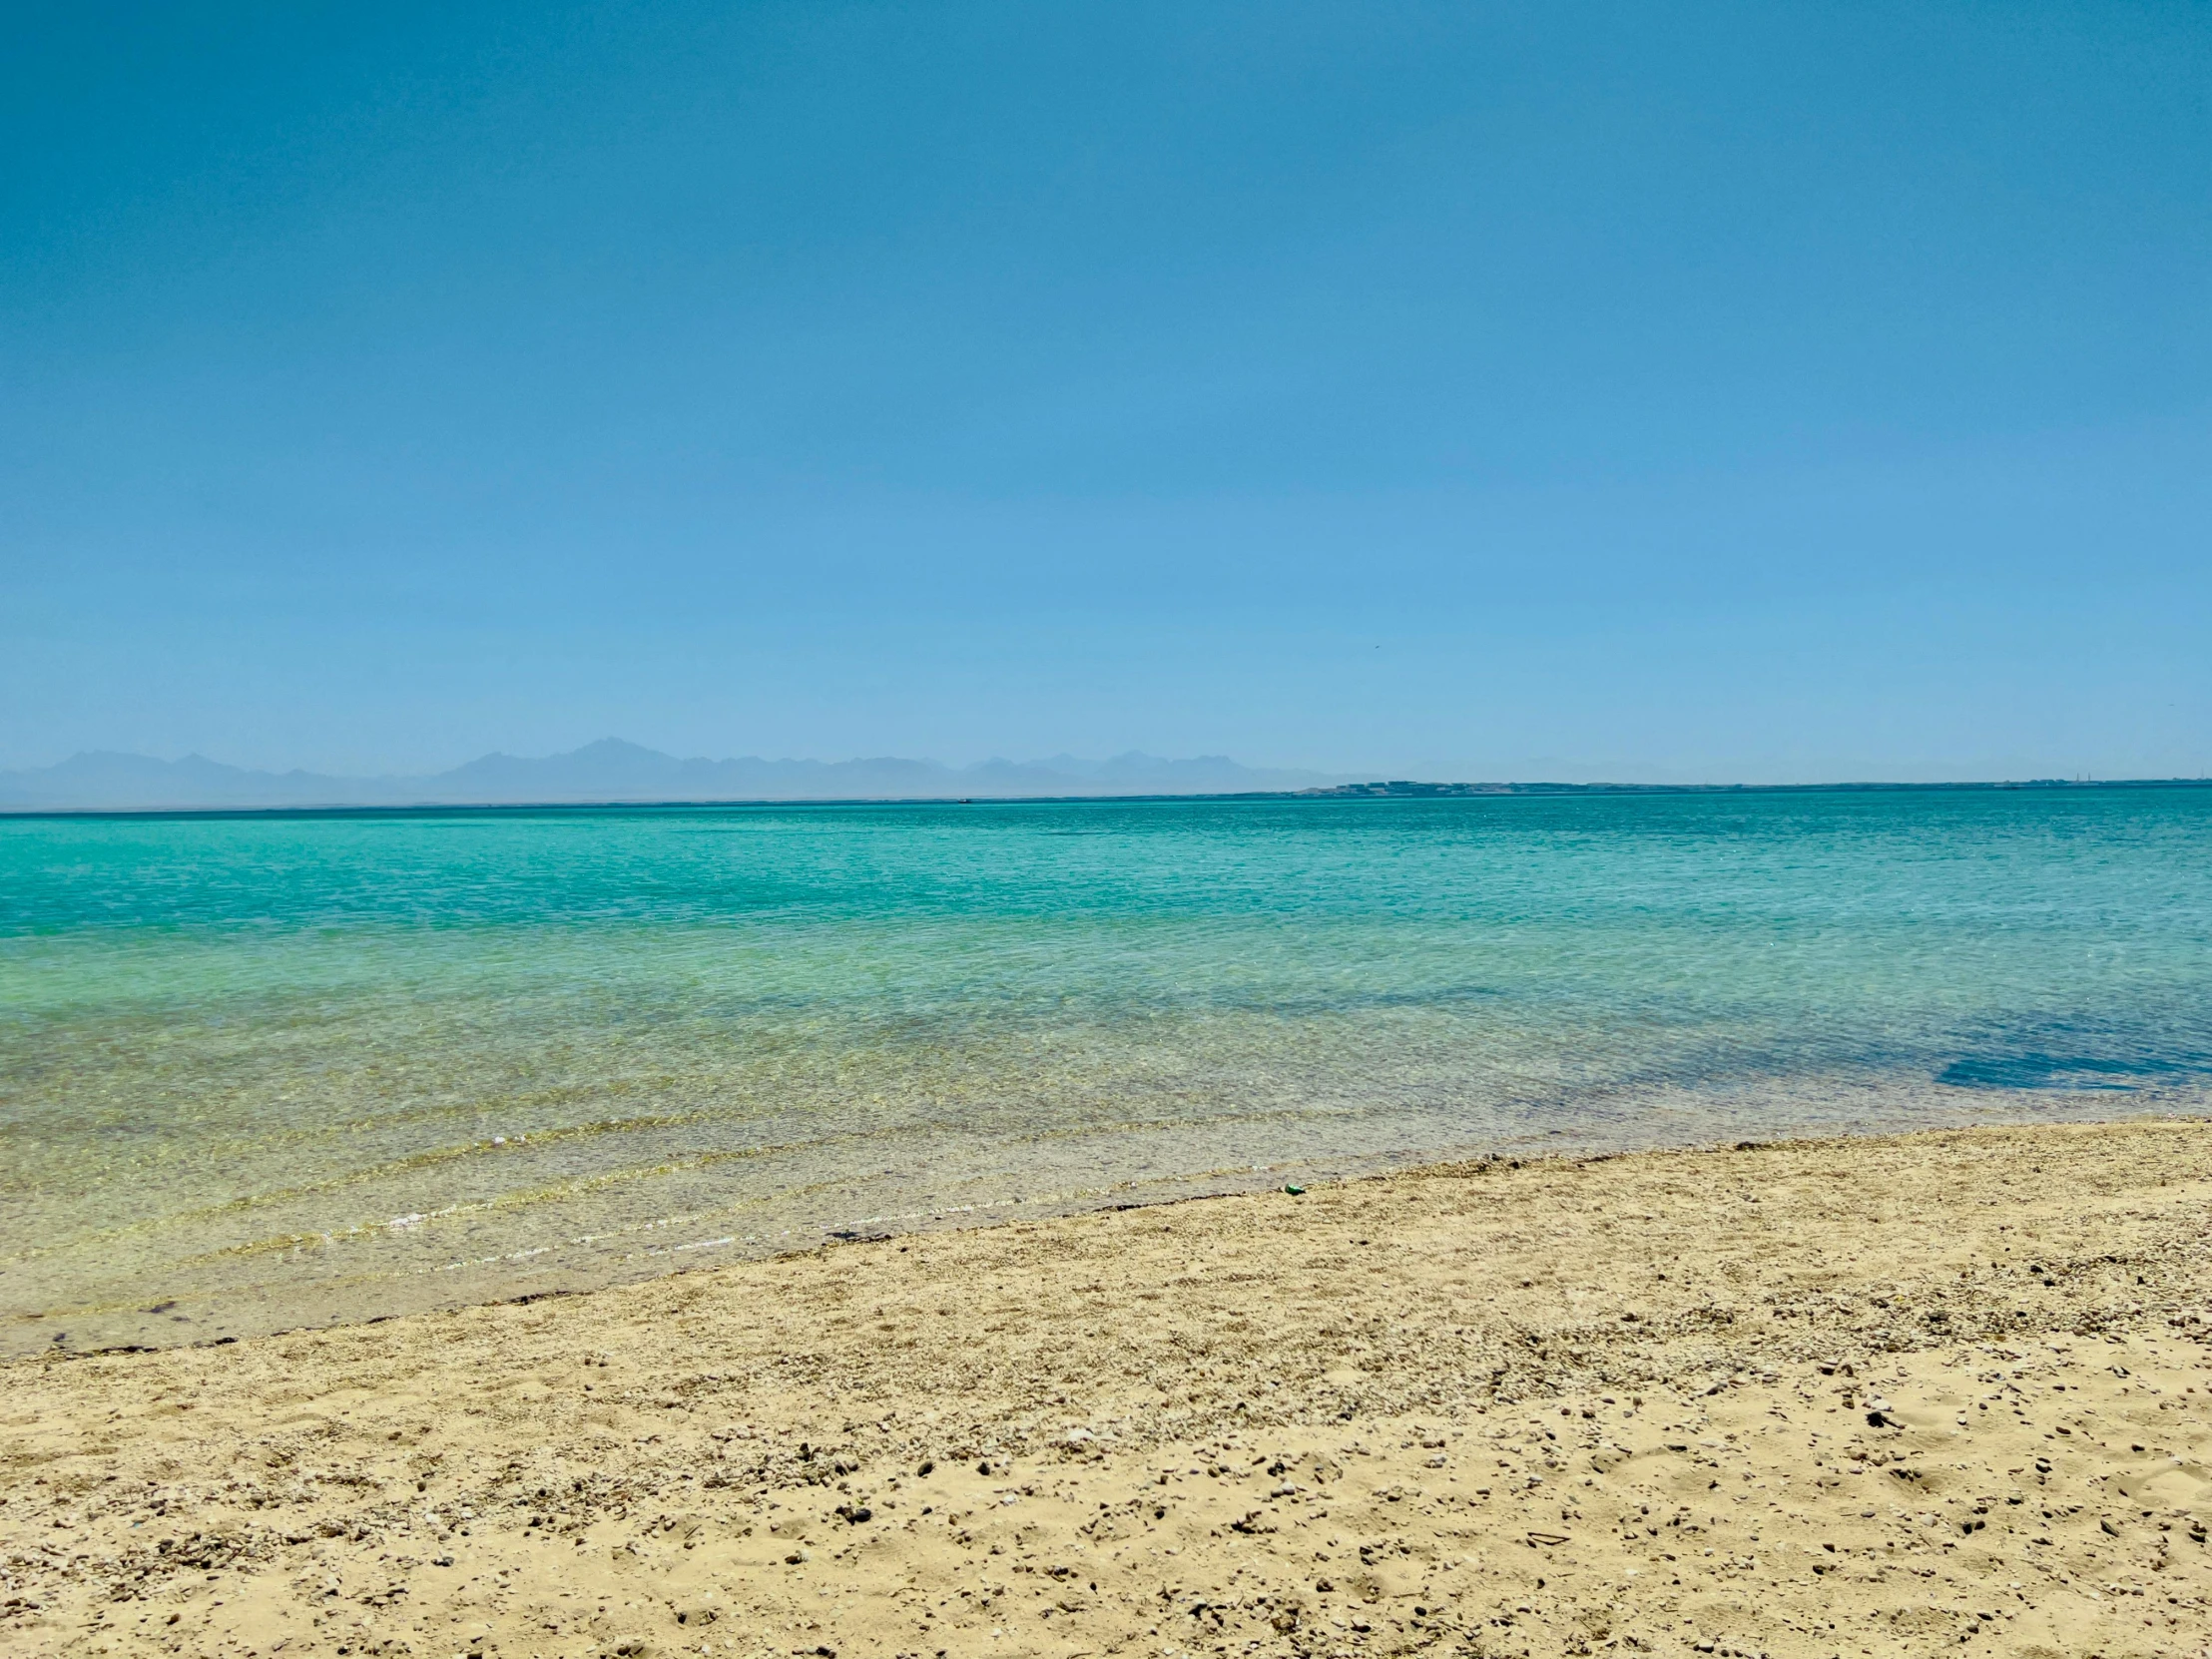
[3,735,2205,815]
[14,742,2205,787]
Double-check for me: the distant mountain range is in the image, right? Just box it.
[0,740,1355,811]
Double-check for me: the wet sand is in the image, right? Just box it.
[4,1118,2209,1658]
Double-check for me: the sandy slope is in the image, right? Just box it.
[4,1119,2210,1659]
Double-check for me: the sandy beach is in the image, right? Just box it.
[4,1118,2208,1659]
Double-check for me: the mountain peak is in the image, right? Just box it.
[567,738,671,761]
[0,744,1351,811]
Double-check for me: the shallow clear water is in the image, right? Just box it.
[4,788,2208,1354]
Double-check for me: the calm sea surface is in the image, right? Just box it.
[4,788,2209,1355]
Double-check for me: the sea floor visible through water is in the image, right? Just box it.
[3,786,2209,1357]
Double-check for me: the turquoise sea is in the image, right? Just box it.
[4,787,2209,1356]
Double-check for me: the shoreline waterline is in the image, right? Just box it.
[12,1095,2209,1361]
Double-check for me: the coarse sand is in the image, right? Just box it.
[4,1119,2209,1658]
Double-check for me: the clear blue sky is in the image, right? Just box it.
[5,1,2208,781]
